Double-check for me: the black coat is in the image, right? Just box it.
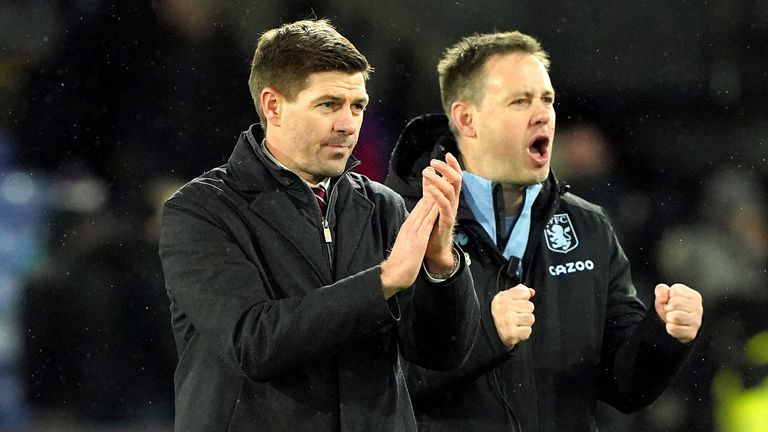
[385,114,694,432]
[159,125,480,432]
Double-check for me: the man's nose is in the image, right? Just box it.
[530,102,552,126]
[334,107,358,135]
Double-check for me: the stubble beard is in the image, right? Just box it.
[308,156,349,181]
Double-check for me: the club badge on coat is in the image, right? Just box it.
[545,213,578,253]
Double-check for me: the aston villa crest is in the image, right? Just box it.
[545,213,578,253]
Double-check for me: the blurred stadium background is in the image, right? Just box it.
[1,1,766,430]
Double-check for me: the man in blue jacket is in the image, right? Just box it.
[159,19,479,432]
[386,30,703,431]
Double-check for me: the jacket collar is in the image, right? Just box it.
[228,124,361,194]
[225,124,371,282]
[386,114,565,225]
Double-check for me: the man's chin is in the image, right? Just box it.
[532,166,550,183]
[313,166,347,180]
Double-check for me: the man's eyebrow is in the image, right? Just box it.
[311,94,342,103]
[311,94,370,104]
[508,89,555,98]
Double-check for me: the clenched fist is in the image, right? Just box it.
[654,283,703,343]
[491,285,536,349]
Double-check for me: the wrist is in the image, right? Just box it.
[425,248,460,279]
[380,261,403,299]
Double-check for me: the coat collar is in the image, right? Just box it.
[227,124,361,193]
[225,124,372,283]
[386,114,567,226]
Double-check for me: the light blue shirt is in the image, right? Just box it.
[462,171,543,269]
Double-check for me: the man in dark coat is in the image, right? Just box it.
[385,31,703,431]
[159,19,479,432]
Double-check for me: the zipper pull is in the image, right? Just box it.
[322,219,332,243]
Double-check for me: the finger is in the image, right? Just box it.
[430,159,462,186]
[420,177,439,210]
[669,284,702,302]
[402,198,436,236]
[664,310,701,326]
[411,196,431,214]
[666,323,698,343]
[421,188,436,208]
[445,152,462,173]
[664,296,704,314]
[444,153,463,194]
[418,202,440,235]
[492,297,535,317]
[429,161,463,201]
[423,167,456,201]
[494,293,534,309]
[512,300,535,314]
[504,286,534,300]
[425,183,453,220]
[654,283,670,321]
[424,180,452,204]
[516,312,535,327]
[666,322,699,332]
[422,173,456,229]
[517,326,533,341]
[654,284,671,304]
[421,171,430,198]
[509,284,535,296]
[404,198,429,226]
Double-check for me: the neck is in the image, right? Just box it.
[262,139,323,184]
[263,137,288,168]
[501,184,526,217]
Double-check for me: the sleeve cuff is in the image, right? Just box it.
[422,247,462,283]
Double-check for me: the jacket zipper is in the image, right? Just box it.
[322,216,333,270]
[310,159,360,273]
[318,182,339,272]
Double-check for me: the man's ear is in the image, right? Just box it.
[260,87,283,127]
[450,101,477,138]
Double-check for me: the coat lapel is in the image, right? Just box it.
[229,125,377,284]
[229,127,333,284]
[331,180,375,279]
[247,188,332,284]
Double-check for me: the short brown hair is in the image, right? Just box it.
[437,31,550,126]
[248,19,372,131]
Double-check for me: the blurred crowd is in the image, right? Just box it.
[1,1,766,431]
[552,125,768,432]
